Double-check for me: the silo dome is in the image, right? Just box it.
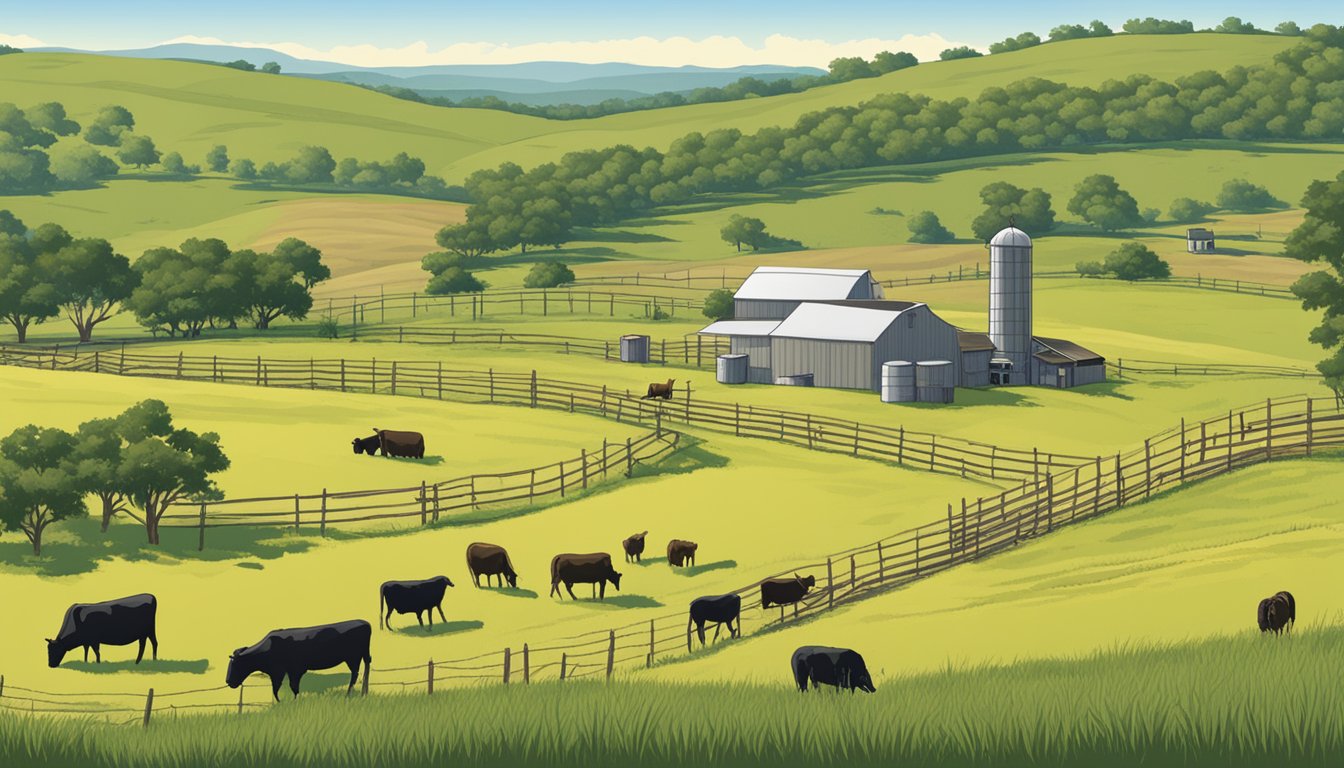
[989,226,1032,247]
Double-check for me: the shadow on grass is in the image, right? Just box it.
[561,595,664,609]
[488,587,539,599]
[675,559,738,577]
[64,658,210,674]
[388,620,484,637]
[1073,381,1136,400]
[370,454,446,466]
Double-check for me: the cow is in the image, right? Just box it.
[642,379,676,400]
[622,531,648,563]
[466,542,518,589]
[687,593,741,651]
[791,646,876,693]
[667,539,699,567]
[226,620,372,700]
[372,428,425,459]
[1257,590,1296,635]
[46,594,159,668]
[379,576,454,630]
[762,574,816,609]
[351,435,380,456]
[550,553,622,600]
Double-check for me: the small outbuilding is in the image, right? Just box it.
[1187,228,1215,253]
[731,267,883,320]
[1032,337,1107,389]
[956,331,995,388]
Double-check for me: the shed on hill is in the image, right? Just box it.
[1033,337,1106,388]
[1187,228,1215,253]
[732,266,883,320]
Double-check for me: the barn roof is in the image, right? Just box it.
[816,299,920,312]
[1187,228,1215,239]
[770,302,921,343]
[1034,336,1104,364]
[957,331,996,352]
[697,320,780,337]
[733,266,876,301]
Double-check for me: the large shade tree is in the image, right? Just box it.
[116,400,229,546]
[72,416,131,532]
[39,235,138,341]
[1286,170,1344,395]
[0,425,87,555]
[0,215,61,342]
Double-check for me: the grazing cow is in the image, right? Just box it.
[226,620,372,700]
[687,593,741,651]
[466,542,518,589]
[791,646,876,693]
[1257,590,1297,635]
[379,576,454,630]
[351,435,380,456]
[762,574,816,609]
[550,553,622,600]
[622,531,648,563]
[642,379,676,400]
[47,594,159,668]
[667,539,699,568]
[373,428,425,459]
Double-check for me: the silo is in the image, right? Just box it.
[619,334,650,363]
[915,360,955,404]
[716,354,749,385]
[880,361,916,403]
[988,226,1033,384]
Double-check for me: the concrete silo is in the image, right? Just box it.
[988,226,1032,385]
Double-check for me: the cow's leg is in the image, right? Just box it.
[83,646,89,662]
[436,605,447,624]
[136,637,147,664]
[92,644,101,663]
[415,611,424,627]
[712,623,722,643]
[794,660,809,692]
[289,671,304,697]
[269,673,284,701]
[599,581,607,600]
[149,631,159,660]
[550,581,560,598]
[385,604,395,629]
[564,581,578,600]
[346,660,360,694]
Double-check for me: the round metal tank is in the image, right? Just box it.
[880,360,916,403]
[774,373,814,387]
[916,360,955,404]
[619,334,650,363]
[988,226,1032,382]
[716,354,748,385]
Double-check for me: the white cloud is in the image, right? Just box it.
[159,32,966,69]
[0,33,47,48]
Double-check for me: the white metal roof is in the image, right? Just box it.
[989,226,1032,247]
[770,302,923,343]
[733,266,874,301]
[697,320,780,337]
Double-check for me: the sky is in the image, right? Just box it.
[1,0,1341,68]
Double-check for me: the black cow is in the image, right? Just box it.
[622,531,648,563]
[47,593,159,668]
[687,593,741,651]
[466,542,518,588]
[226,620,372,700]
[762,574,816,609]
[550,553,622,600]
[351,435,380,455]
[667,539,698,567]
[791,646,876,693]
[380,576,454,630]
[1258,590,1297,635]
[373,428,425,459]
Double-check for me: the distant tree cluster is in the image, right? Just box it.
[989,32,1041,55]
[1068,174,1144,231]
[1122,18,1196,35]
[719,215,801,252]
[0,400,229,554]
[939,46,983,61]
[1216,179,1284,210]
[0,101,120,193]
[227,145,456,198]
[1215,17,1263,34]
[1048,21,1114,42]
[1076,242,1171,280]
[0,44,21,55]
[214,59,281,73]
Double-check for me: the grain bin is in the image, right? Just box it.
[716,354,749,385]
[620,334,650,363]
[774,373,814,387]
[915,360,955,404]
[988,226,1032,383]
[880,361,916,403]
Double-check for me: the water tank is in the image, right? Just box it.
[880,361,916,403]
[716,354,748,385]
[988,226,1032,382]
[619,334,650,363]
[774,373,814,387]
[915,360,955,404]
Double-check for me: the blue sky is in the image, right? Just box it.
[2,1,1341,66]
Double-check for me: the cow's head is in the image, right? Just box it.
[351,438,362,454]
[608,569,623,591]
[503,570,518,589]
[45,638,66,669]
[437,575,456,589]
[795,573,816,590]
[225,647,253,688]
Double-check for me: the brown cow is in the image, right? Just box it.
[642,379,675,400]
[762,574,815,609]
[667,539,698,567]
[622,531,648,563]
[550,553,622,600]
[1257,590,1296,635]
[466,542,518,589]
[372,428,425,459]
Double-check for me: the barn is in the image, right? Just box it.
[1032,337,1107,388]
[957,331,995,388]
[732,267,883,319]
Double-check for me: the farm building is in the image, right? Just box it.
[1187,228,1216,253]
[957,332,995,388]
[1032,337,1107,388]
[732,267,883,319]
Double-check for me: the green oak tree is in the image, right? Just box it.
[1103,242,1171,280]
[39,235,138,341]
[0,424,87,555]
[702,288,734,320]
[117,134,160,169]
[83,105,134,147]
[116,400,229,546]
[1286,170,1344,394]
[906,211,956,243]
[205,145,229,173]
[426,266,485,295]
[1068,174,1144,231]
[0,217,61,342]
[970,183,1056,240]
[522,262,576,289]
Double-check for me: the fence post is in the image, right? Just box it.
[879,540,888,579]
[391,361,398,396]
[559,461,567,498]
[581,449,589,489]
[340,359,346,392]
[1114,454,1123,506]
[1306,398,1314,456]
[734,404,741,437]
[237,682,243,714]
[606,630,616,679]
[320,488,328,538]
[433,484,440,523]
[530,370,538,408]
[197,502,207,551]
[94,350,101,373]
[142,688,154,728]
[256,356,262,386]
[420,481,428,526]
[1144,439,1152,497]
[294,494,300,531]
[427,659,435,695]
[560,653,567,680]
[120,342,126,374]
[826,557,835,608]
[1265,399,1273,459]
[1179,418,1187,482]
[503,647,511,684]
[849,555,856,592]
[647,620,655,667]
[437,361,443,400]
[523,643,530,684]
[626,437,634,476]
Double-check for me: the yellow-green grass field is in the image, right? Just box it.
[645,454,1344,683]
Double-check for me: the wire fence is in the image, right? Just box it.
[349,327,730,368]
[313,288,706,330]
[3,394,1339,724]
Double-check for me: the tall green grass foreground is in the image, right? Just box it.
[3,626,1341,767]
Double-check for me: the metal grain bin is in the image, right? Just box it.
[619,334,650,363]
[716,354,749,385]
[915,360,955,404]
[880,360,916,403]
[774,373,815,387]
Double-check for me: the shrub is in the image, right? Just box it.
[1103,242,1171,280]
[1075,260,1107,276]
[316,317,339,339]
[907,211,956,243]
[1216,179,1283,211]
[702,289,734,320]
[425,267,485,295]
[522,262,576,289]
[1168,197,1214,222]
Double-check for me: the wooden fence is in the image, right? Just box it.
[318,288,705,330]
[0,345,1093,482]
[352,327,730,368]
[4,394,1339,722]
[1111,358,1318,379]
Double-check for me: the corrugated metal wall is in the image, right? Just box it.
[960,349,992,388]
[770,338,873,390]
[1074,362,1107,387]
[731,336,774,383]
[734,299,800,320]
[871,308,963,391]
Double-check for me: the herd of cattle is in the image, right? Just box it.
[40,567,1300,697]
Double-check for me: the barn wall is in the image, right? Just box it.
[734,299,800,320]
[1073,362,1107,387]
[770,338,874,390]
[871,308,964,390]
[1036,362,1068,388]
[731,336,774,384]
[960,349,992,388]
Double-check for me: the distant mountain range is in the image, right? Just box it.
[32,43,825,106]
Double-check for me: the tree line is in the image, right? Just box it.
[430,25,1344,269]
[0,209,330,342]
[0,400,228,555]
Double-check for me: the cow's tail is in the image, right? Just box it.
[549,556,560,597]
[379,586,385,630]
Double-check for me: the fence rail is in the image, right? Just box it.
[351,327,730,368]
[315,288,705,330]
[3,394,1338,723]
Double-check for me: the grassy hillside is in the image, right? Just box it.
[0,34,1296,181]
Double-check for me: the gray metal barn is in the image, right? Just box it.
[957,331,995,388]
[732,266,883,319]
[1033,337,1107,388]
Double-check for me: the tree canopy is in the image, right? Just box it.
[116,399,229,545]
[906,211,956,243]
[1286,169,1344,394]
[971,183,1056,240]
[1068,174,1144,231]
[1216,179,1283,211]
[1103,242,1171,280]
[522,262,576,289]
[83,105,135,147]
[702,288,734,321]
[425,266,485,295]
[0,424,87,555]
